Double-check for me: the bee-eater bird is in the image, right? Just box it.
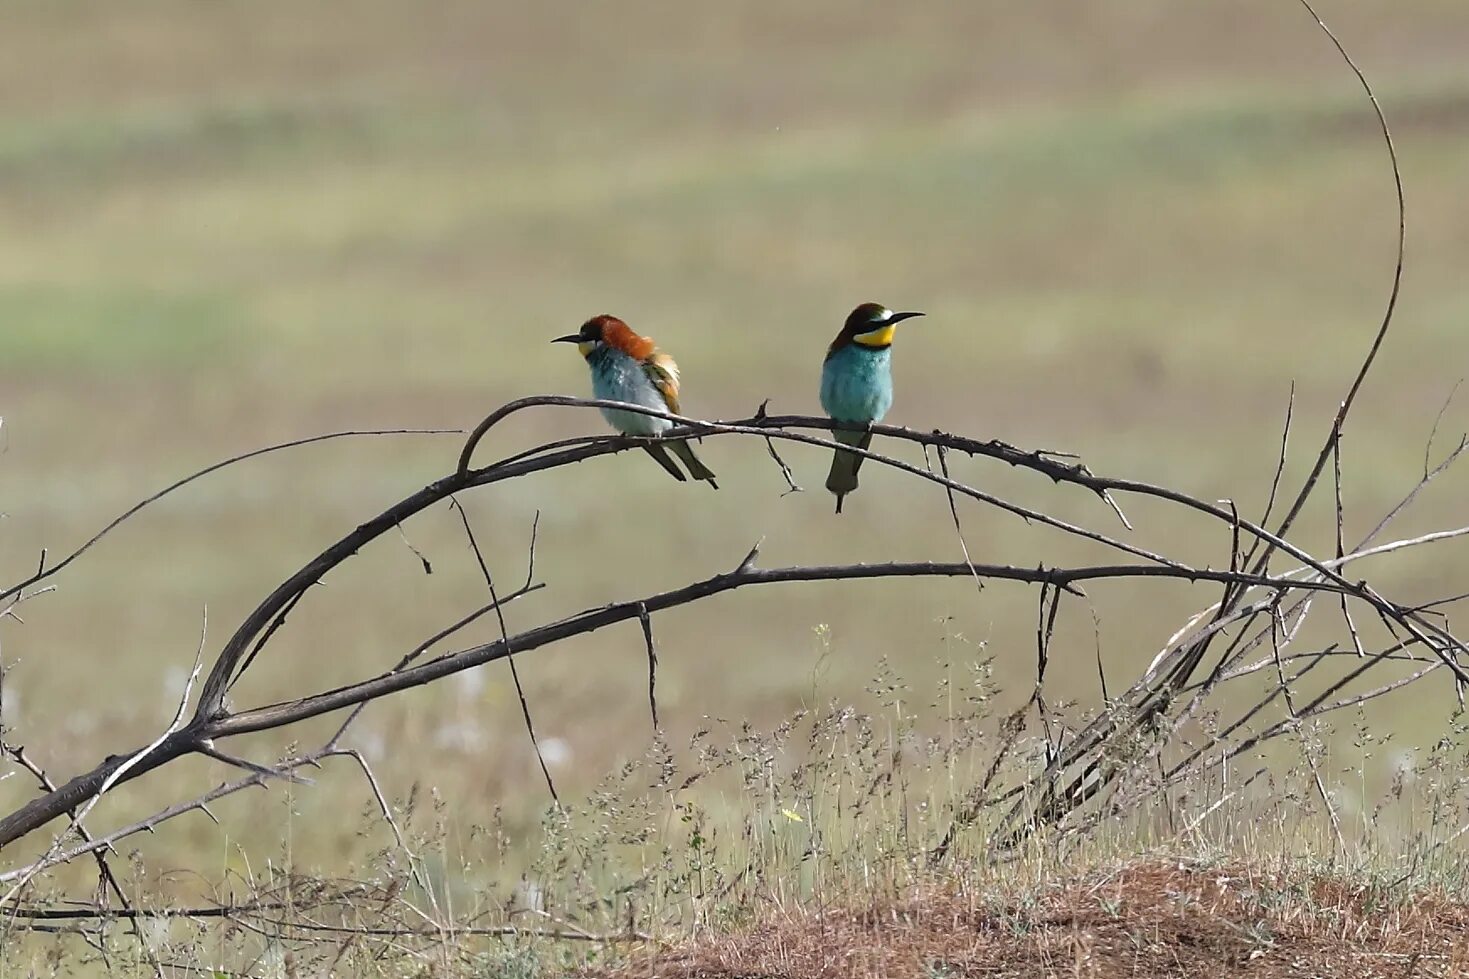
[552,314,718,488]
[819,302,924,513]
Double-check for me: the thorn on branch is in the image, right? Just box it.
[735,540,763,575]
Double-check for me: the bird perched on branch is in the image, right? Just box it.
[552,315,718,487]
[819,302,924,513]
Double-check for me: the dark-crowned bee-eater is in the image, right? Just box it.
[819,302,924,513]
[552,314,718,487]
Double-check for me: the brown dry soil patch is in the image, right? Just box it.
[584,861,1469,979]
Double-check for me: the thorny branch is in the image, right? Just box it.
[2,371,1465,870]
[2,444,1462,868]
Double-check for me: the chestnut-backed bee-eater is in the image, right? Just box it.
[552,314,718,488]
[819,302,924,513]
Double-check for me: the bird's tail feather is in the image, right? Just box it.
[670,439,719,489]
[642,443,688,482]
[826,428,871,514]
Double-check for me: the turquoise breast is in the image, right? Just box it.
[820,344,893,424]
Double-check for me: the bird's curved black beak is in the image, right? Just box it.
[889,311,925,324]
[550,334,583,344]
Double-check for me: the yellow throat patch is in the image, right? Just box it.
[578,340,597,357]
[853,325,896,348]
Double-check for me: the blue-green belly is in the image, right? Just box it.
[820,344,893,424]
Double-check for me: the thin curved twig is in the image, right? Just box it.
[0,429,463,604]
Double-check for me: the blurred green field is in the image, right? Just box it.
[1,0,1468,887]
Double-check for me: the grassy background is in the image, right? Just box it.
[1,0,1468,889]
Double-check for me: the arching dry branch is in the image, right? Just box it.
[1,389,1464,876]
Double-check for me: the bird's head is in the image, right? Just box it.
[552,314,626,358]
[835,302,925,350]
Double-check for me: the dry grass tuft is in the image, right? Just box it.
[589,859,1469,979]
